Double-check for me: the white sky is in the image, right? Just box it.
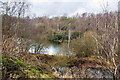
[28,0,119,17]
[1,0,119,17]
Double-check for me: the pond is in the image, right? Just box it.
[28,42,69,55]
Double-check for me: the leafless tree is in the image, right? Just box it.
[90,2,119,78]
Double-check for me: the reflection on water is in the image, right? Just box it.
[28,42,67,55]
[42,44,60,55]
[29,46,35,53]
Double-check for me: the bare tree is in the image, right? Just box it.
[1,1,31,56]
[89,2,119,78]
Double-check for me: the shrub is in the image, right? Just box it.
[48,31,63,41]
[71,31,83,39]
[70,31,100,57]
[47,31,55,41]
[54,33,63,40]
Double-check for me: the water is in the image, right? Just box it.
[28,42,69,55]
[42,44,60,55]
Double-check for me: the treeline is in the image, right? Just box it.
[2,11,118,57]
[3,11,118,42]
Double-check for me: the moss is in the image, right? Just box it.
[2,55,54,78]
[42,73,54,78]
[11,57,26,68]
[14,71,26,78]
[2,58,7,65]
[2,55,26,69]
[2,56,19,71]
[29,65,43,74]
[36,66,43,73]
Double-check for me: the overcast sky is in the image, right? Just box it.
[28,0,118,17]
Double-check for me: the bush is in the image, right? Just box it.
[47,31,55,41]
[48,31,63,41]
[71,31,83,39]
[70,31,100,57]
[54,33,63,40]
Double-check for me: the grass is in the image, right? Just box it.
[2,55,54,79]
[2,53,114,79]
[26,53,113,68]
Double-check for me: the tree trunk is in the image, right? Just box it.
[68,29,71,49]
